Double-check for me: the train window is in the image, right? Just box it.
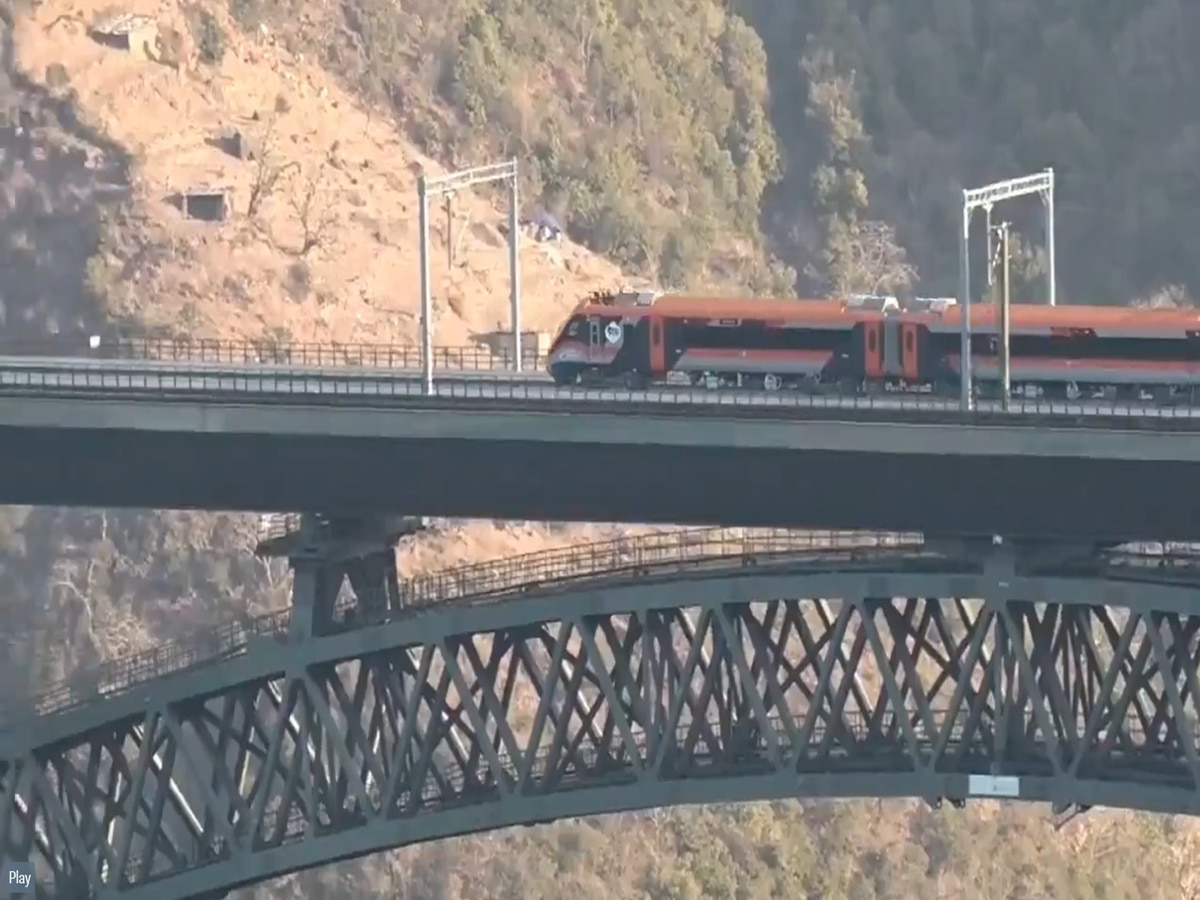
[566,318,581,337]
[652,321,662,346]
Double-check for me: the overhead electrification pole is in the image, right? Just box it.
[445,193,454,270]
[958,169,1055,411]
[417,159,521,395]
[994,220,1012,411]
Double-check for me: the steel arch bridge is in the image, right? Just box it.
[5,524,1200,899]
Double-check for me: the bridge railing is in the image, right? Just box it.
[395,527,925,608]
[5,528,920,724]
[0,337,548,371]
[5,355,1200,421]
[18,528,1195,727]
[257,513,305,545]
[7,610,292,721]
[6,337,1200,421]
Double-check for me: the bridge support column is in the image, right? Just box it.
[256,513,427,641]
[640,610,668,759]
[982,543,1020,774]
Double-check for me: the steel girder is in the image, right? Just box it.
[5,532,1200,898]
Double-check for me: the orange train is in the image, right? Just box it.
[544,290,1200,402]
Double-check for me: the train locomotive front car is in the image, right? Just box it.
[546,289,884,391]
[545,290,656,387]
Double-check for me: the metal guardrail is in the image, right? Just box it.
[6,528,924,723]
[11,529,1200,725]
[8,610,293,723]
[3,357,1200,421]
[394,527,923,606]
[3,338,1200,419]
[257,513,305,545]
[0,338,547,371]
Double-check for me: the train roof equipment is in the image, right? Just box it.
[905,296,958,313]
[846,293,900,313]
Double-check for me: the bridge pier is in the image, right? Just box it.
[256,513,427,641]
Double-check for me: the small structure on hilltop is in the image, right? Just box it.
[210,127,257,161]
[167,188,230,222]
[90,13,158,60]
[521,210,564,244]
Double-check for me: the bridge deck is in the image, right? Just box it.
[2,386,1200,536]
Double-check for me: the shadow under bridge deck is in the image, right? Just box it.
[6,527,1200,898]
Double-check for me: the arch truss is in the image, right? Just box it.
[4,528,1200,899]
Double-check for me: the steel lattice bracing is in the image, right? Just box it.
[5,529,1200,899]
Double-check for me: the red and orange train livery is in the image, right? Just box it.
[545,289,1200,401]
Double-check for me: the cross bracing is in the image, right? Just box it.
[4,528,1200,898]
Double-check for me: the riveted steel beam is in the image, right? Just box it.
[3,530,1200,898]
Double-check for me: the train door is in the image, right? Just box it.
[863,322,883,379]
[882,320,903,378]
[900,323,920,381]
[587,317,602,363]
[649,315,666,374]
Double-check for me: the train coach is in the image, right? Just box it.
[544,289,1200,402]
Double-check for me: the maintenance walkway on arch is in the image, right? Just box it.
[6,527,1200,899]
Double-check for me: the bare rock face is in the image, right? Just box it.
[0,1,13,105]
[0,4,133,339]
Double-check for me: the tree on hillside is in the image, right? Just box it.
[800,47,916,295]
[1131,284,1193,309]
[286,145,338,257]
[821,216,916,295]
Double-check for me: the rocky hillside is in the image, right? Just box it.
[4,0,1200,897]
[276,802,1198,900]
[6,0,625,347]
[0,0,640,702]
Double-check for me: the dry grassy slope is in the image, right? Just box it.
[4,0,674,738]
[5,0,659,695]
[13,0,625,345]
[8,0,643,658]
